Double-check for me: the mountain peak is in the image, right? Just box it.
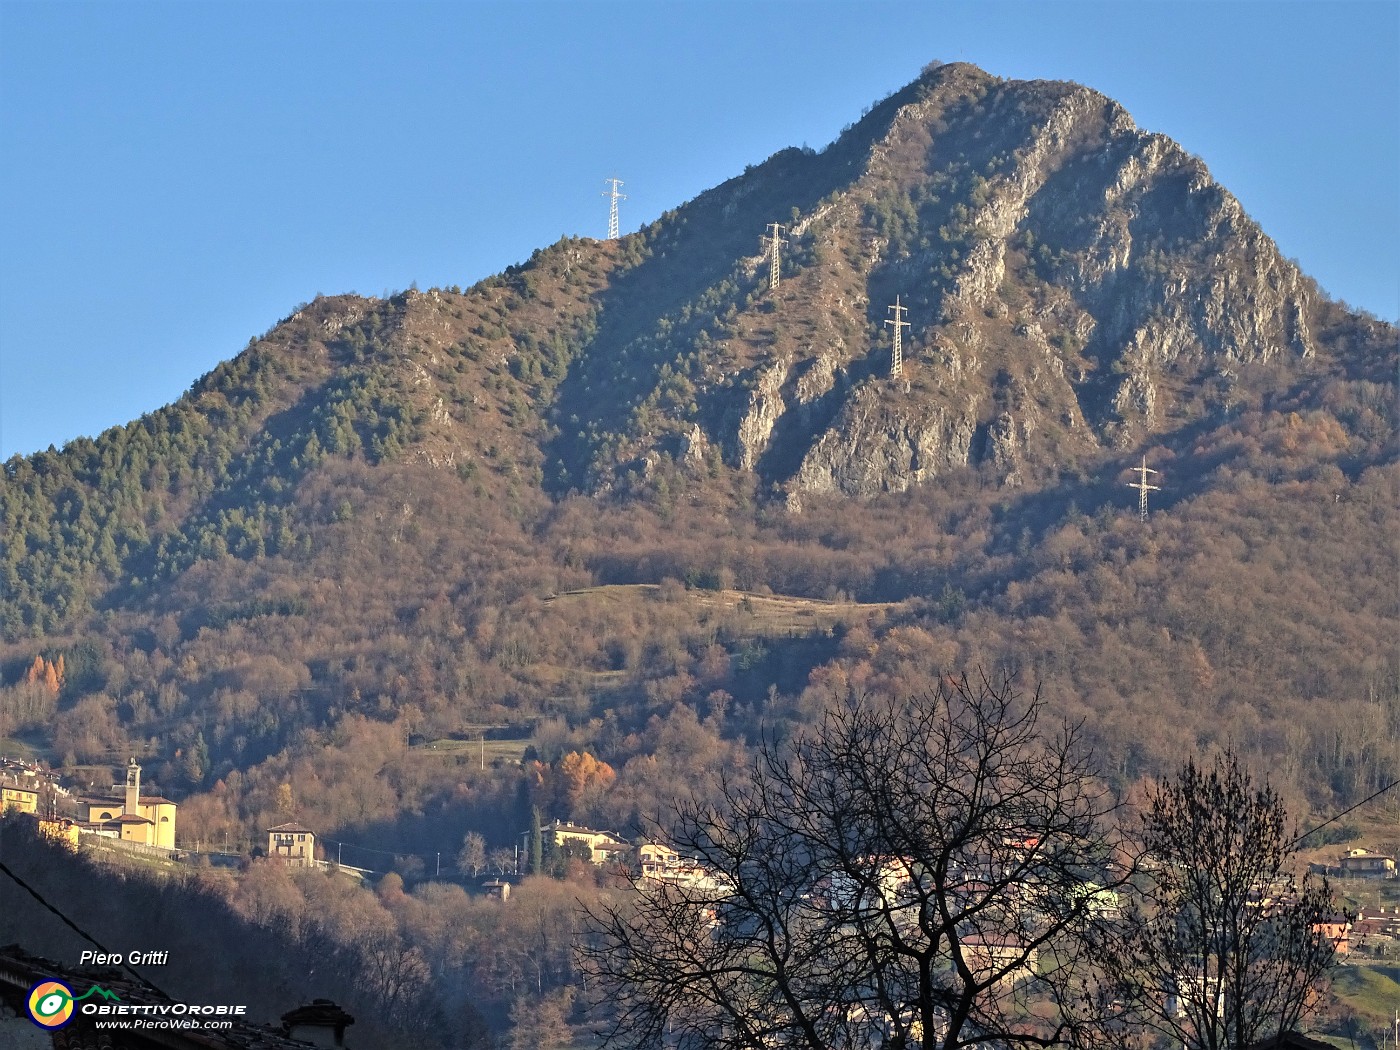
[534,62,1376,503]
[2,67,1393,636]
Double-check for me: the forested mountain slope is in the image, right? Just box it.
[1,62,1395,853]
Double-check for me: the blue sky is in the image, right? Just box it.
[1,1,1396,459]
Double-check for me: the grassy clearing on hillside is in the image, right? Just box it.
[1333,962,1400,1011]
[409,737,531,765]
[1329,963,1400,1045]
[0,737,44,761]
[545,584,900,637]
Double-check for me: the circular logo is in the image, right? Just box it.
[27,980,75,1029]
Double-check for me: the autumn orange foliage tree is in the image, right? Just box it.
[529,750,616,819]
[24,654,62,694]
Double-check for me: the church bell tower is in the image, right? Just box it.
[124,758,141,816]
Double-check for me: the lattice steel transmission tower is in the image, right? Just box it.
[1127,456,1160,520]
[886,296,910,377]
[602,178,626,240]
[765,223,787,290]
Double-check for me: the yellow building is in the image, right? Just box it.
[267,822,317,866]
[37,818,80,851]
[1,780,38,814]
[538,820,630,865]
[80,759,177,849]
[636,841,726,892]
[1339,848,1398,878]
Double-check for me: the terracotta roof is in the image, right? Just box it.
[104,813,155,825]
[81,793,177,807]
[266,822,314,834]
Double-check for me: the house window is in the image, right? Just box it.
[99,812,113,820]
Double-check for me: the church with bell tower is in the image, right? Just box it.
[79,757,178,849]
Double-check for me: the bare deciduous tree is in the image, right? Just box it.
[1090,750,1339,1050]
[585,674,1121,1050]
[508,986,575,1050]
[490,846,517,877]
[458,831,487,877]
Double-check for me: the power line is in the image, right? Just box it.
[0,857,172,1000]
[321,837,409,859]
[1289,779,1400,848]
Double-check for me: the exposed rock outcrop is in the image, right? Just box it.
[731,358,790,470]
[790,385,977,498]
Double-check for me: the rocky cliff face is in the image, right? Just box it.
[788,388,978,505]
[552,62,1370,501]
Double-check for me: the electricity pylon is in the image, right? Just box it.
[602,178,626,240]
[1127,457,1161,520]
[886,296,910,377]
[765,223,787,290]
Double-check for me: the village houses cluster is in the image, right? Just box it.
[4,759,1399,969]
